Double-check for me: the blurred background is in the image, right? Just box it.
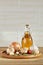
[0,0,43,47]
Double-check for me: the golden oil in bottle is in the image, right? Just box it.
[21,24,33,49]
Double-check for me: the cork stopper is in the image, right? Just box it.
[26,24,29,28]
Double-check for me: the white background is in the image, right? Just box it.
[0,0,43,47]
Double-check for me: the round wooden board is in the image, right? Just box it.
[1,52,42,59]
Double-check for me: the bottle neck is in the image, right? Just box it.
[24,27,30,38]
[24,31,30,38]
[24,31,30,34]
[24,25,30,34]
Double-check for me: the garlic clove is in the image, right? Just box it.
[16,52,19,55]
[23,48,28,53]
[6,48,10,54]
[10,52,14,55]
[20,48,28,54]
[34,49,39,54]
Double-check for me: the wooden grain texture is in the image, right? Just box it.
[0,47,43,65]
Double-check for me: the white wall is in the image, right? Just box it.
[0,0,43,47]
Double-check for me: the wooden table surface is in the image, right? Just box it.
[0,47,43,65]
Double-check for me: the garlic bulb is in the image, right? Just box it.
[30,44,39,54]
[10,42,20,51]
[6,47,15,54]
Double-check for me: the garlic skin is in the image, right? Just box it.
[30,44,39,54]
[10,42,21,51]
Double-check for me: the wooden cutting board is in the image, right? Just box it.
[1,51,42,59]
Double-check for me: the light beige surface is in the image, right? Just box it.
[0,47,43,65]
[0,58,43,65]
